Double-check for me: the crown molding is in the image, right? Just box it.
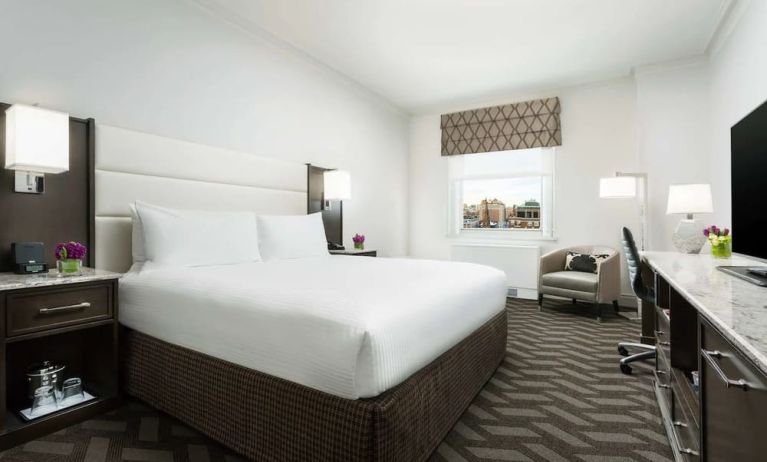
[705,0,747,57]
[632,55,709,78]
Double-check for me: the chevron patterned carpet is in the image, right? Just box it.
[1,298,672,462]
[429,298,672,462]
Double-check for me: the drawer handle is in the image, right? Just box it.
[701,349,749,391]
[658,341,671,347]
[38,302,91,315]
[657,383,670,389]
[669,419,699,457]
[655,330,665,337]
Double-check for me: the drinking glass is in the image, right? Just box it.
[60,377,84,404]
[31,386,58,415]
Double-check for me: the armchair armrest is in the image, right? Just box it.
[597,252,621,303]
[538,248,568,291]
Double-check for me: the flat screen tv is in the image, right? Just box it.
[731,99,767,261]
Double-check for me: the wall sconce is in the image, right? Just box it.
[323,169,351,210]
[5,104,69,194]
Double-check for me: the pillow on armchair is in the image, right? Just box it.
[565,251,610,274]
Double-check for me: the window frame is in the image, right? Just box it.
[447,148,557,242]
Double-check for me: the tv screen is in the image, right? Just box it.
[731,99,767,261]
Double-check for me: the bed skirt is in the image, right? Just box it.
[120,310,507,462]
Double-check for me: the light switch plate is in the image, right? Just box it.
[14,171,45,194]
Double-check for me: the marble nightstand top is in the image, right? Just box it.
[0,267,121,292]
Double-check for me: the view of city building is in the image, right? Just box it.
[463,198,541,229]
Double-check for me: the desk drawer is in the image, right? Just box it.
[655,305,670,340]
[670,384,700,460]
[700,319,767,462]
[6,284,112,337]
[655,307,671,372]
[670,403,700,460]
[654,368,672,409]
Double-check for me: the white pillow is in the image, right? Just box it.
[257,213,329,261]
[135,201,261,267]
[129,203,146,263]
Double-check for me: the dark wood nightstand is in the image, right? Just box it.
[0,268,121,450]
[329,249,377,257]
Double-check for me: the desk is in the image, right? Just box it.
[642,252,767,462]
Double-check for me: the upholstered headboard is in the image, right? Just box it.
[95,125,307,272]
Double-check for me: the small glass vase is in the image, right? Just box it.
[57,259,82,276]
[710,241,732,259]
[354,242,364,250]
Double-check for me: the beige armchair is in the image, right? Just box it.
[538,245,621,321]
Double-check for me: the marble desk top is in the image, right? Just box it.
[0,267,121,292]
[643,251,767,375]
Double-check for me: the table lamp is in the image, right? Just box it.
[666,183,713,253]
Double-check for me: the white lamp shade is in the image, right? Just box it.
[5,104,69,174]
[323,170,351,201]
[599,177,637,198]
[666,184,713,215]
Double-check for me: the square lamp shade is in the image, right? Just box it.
[323,170,351,201]
[666,184,713,215]
[599,177,637,199]
[5,104,69,174]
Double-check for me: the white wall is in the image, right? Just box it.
[0,0,410,255]
[634,60,712,251]
[409,79,641,298]
[707,0,767,229]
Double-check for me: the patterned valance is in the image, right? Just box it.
[441,97,561,156]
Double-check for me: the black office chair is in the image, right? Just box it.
[618,227,656,374]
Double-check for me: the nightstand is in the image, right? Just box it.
[0,268,121,450]
[329,249,377,257]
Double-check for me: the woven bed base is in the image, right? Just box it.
[120,310,507,462]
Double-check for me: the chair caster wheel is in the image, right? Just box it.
[618,346,629,356]
[620,363,632,375]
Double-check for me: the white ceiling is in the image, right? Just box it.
[194,0,731,112]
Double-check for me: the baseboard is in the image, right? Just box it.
[510,292,639,309]
[506,288,538,300]
[619,294,638,308]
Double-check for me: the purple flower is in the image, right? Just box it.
[55,241,87,261]
[352,234,365,244]
[704,225,731,239]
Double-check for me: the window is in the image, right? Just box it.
[447,148,555,239]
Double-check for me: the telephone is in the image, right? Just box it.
[327,241,345,251]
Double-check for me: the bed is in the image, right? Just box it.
[93,125,508,461]
[120,257,507,460]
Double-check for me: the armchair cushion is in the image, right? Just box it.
[564,251,611,274]
[542,271,598,293]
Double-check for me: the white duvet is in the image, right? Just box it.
[119,256,507,399]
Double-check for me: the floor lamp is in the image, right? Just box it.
[599,172,648,251]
